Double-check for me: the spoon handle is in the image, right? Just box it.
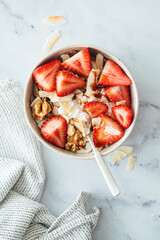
[88,136,120,196]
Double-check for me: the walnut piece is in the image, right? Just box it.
[32,101,51,120]
[65,129,85,152]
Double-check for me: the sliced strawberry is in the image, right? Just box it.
[105,86,131,107]
[84,101,108,118]
[56,71,86,97]
[93,114,124,147]
[61,48,91,78]
[112,105,132,129]
[41,117,67,148]
[33,60,61,92]
[98,60,132,86]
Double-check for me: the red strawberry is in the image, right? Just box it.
[93,114,124,147]
[41,117,67,148]
[61,48,91,78]
[105,86,131,107]
[33,60,61,92]
[56,71,86,97]
[112,105,132,129]
[98,60,132,86]
[84,101,108,118]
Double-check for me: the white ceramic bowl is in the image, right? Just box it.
[24,44,139,159]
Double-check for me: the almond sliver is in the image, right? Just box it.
[42,30,61,54]
[42,16,67,26]
[127,156,136,170]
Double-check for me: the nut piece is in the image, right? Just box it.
[71,144,77,152]
[32,101,51,120]
[65,129,85,152]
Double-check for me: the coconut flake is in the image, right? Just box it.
[42,30,61,54]
[107,149,127,165]
[116,100,126,106]
[118,146,133,156]
[60,101,72,113]
[73,119,86,137]
[50,91,74,102]
[92,117,103,129]
[31,97,42,107]
[42,16,67,26]
[67,124,75,136]
[39,91,53,98]
[61,54,70,61]
[85,69,99,97]
[105,126,121,135]
[127,156,136,170]
[96,53,104,71]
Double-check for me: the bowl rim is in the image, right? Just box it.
[24,44,139,160]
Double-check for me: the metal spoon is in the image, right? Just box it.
[87,135,120,196]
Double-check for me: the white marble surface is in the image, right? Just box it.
[1,0,160,239]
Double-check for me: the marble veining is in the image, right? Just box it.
[0,0,160,239]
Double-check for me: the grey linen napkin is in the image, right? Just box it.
[0,80,99,240]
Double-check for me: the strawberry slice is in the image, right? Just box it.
[41,117,67,148]
[84,101,108,118]
[93,114,124,147]
[33,60,61,92]
[56,71,86,97]
[61,48,91,78]
[98,60,132,86]
[112,105,132,129]
[105,86,131,107]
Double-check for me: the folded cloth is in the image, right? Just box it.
[0,80,99,240]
